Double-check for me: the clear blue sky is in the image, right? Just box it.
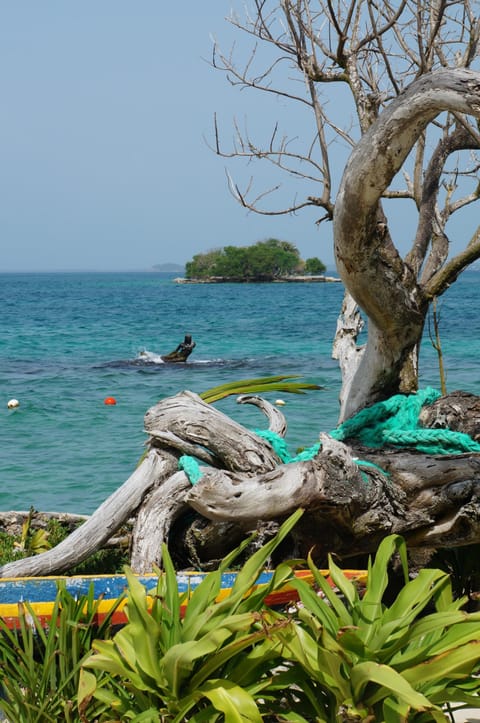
[0,3,335,272]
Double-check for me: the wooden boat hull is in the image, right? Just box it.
[0,569,367,629]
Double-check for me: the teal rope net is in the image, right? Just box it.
[178,455,204,485]
[180,388,480,484]
[330,387,480,455]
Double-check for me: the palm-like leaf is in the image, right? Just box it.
[282,534,480,719]
[200,375,323,403]
[80,511,306,720]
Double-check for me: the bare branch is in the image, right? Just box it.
[425,225,480,298]
[226,168,326,217]
[405,123,480,279]
[210,3,480,414]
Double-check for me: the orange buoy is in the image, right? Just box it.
[104,396,117,405]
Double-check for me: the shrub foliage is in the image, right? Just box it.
[1,512,480,721]
[185,239,325,281]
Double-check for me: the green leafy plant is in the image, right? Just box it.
[3,517,480,722]
[0,582,123,723]
[14,507,51,556]
[79,510,304,722]
[0,509,53,566]
[0,531,18,566]
[200,374,323,404]
[0,515,130,572]
[276,534,480,721]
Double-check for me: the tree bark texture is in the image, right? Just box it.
[334,69,480,420]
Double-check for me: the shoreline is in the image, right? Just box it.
[174,274,341,284]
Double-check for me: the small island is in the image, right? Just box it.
[175,239,340,283]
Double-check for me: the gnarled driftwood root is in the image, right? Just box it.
[2,389,480,577]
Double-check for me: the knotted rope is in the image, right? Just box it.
[180,388,480,484]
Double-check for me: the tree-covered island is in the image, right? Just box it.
[182,238,331,282]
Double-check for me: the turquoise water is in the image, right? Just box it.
[1,271,479,514]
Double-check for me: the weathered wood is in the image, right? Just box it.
[130,471,191,573]
[138,391,479,564]
[419,390,480,442]
[185,442,480,561]
[332,291,365,418]
[160,391,480,563]
[161,334,196,363]
[0,449,178,578]
[334,69,480,419]
[169,517,259,570]
[4,388,480,576]
[130,393,287,572]
[186,434,364,521]
[144,390,282,473]
[236,394,288,438]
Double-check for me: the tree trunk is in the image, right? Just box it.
[334,69,480,419]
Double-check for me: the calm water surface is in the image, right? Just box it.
[1,271,479,513]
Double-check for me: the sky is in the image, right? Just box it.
[0,2,338,272]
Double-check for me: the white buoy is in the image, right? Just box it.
[7,399,19,409]
[275,399,286,406]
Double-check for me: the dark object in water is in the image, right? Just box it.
[161,334,196,363]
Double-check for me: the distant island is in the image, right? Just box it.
[177,239,339,283]
[152,263,185,273]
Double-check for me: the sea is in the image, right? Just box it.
[1,270,479,515]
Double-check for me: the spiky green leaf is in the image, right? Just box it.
[200,376,323,403]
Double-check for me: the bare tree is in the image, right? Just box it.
[212,0,480,419]
[5,3,480,578]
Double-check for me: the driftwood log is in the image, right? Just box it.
[1,389,480,578]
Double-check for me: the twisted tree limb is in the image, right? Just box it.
[129,393,287,572]
[143,390,283,473]
[130,471,191,573]
[0,449,178,577]
[2,389,480,577]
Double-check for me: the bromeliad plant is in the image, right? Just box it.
[78,509,304,722]
[77,518,480,722]
[276,534,480,722]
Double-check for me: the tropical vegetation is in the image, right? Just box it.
[2,513,479,721]
[185,238,326,281]
[0,583,123,722]
[0,511,129,574]
[75,518,480,721]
